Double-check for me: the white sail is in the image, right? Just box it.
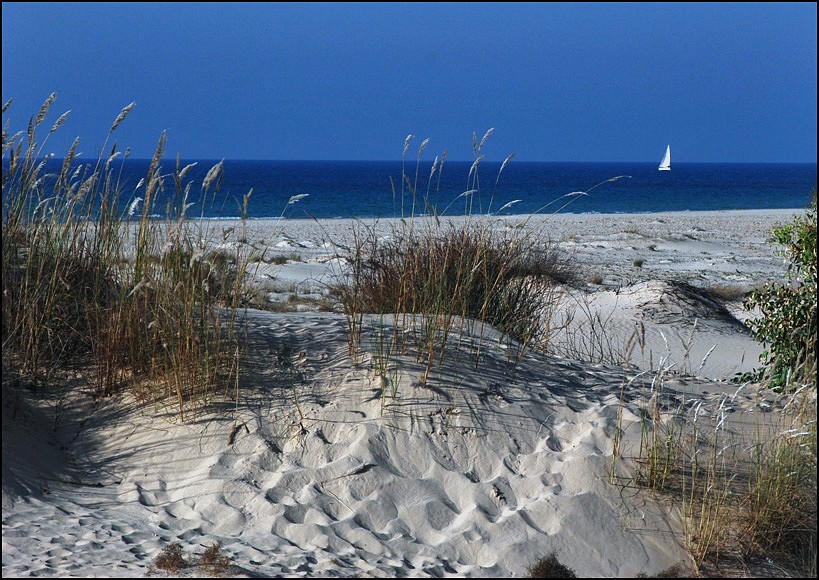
[658,145,671,171]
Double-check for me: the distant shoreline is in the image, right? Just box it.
[190,207,805,224]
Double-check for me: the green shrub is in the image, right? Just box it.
[743,192,816,389]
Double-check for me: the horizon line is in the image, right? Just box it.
[25,156,819,165]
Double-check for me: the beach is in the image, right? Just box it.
[197,208,801,303]
[2,208,810,578]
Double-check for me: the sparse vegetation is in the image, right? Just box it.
[335,132,582,384]
[2,95,258,420]
[743,192,816,389]
[626,370,816,575]
[526,551,577,578]
[153,541,187,573]
[198,541,231,574]
[612,197,817,576]
[152,540,231,575]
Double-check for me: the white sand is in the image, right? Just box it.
[208,208,801,298]
[2,209,805,577]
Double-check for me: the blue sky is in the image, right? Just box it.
[2,2,816,163]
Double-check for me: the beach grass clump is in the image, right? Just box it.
[2,95,138,392]
[620,359,817,575]
[526,551,577,578]
[337,213,570,384]
[198,541,231,574]
[2,94,254,421]
[608,197,817,574]
[344,220,566,336]
[153,541,188,573]
[741,391,816,574]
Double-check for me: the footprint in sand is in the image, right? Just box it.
[424,499,460,531]
[489,476,517,510]
[199,500,247,535]
[135,480,169,507]
[165,500,198,521]
[283,503,308,524]
[353,497,399,531]
[539,472,564,495]
[265,471,313,504]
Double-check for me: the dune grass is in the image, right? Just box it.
[337,218,572,378]
[621,366,816,576]
[650,206,815,575]
[608,206,818,576]
[2,95,258,421]
[334,131,585,385]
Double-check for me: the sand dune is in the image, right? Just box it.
[550,279,763,381]
[2,210,803,577]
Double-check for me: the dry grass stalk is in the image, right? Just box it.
[2,95,253,421]
[334,132,588,388]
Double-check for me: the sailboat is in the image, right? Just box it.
[658,145,671,171]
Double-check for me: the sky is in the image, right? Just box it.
[2,2,817,163]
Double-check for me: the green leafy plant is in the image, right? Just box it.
[743,192,816,389]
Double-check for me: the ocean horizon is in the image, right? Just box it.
[20,159,818,220]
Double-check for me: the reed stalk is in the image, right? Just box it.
[2,95,255,421]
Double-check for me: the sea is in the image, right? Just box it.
[19,159,819,220]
